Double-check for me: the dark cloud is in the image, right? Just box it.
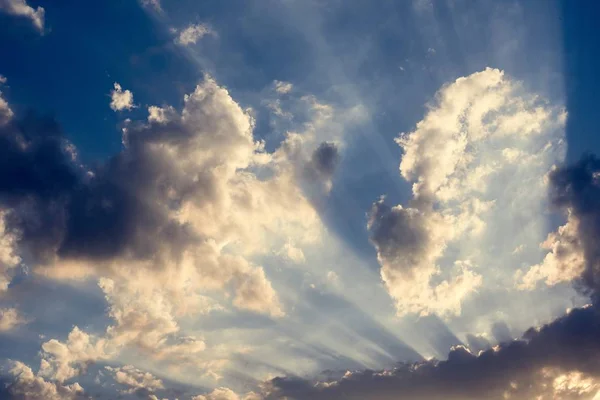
[366,200,429,275]
[266,305,600,400]
[549,155,600,300]
[0,112,197,267]
[309,142,339,178]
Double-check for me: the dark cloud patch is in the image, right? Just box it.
[0,113,78,205]
[309,142,339,178]
[0,112,197,267]
[549,155,600,300]
[366,199,429,277]
[301,141,340,190]
[266,305,600,400]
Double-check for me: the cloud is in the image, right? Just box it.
[544,155,600,300]
[5,361,85,400]
[261,148,600,400]
[105,365,164,394]
[0,84,14,124]
[176,23,215,46]
[39,326,110,382]
[368,67,566,317]
[140,0,162,12]
[0,75,328,386]
[273,81,293,95]
[0,307,26,331]
[0,210,20,292]
[110,82,135,111]
[517,212,585,289]
[264,304,600,400]
[0,0,44,32]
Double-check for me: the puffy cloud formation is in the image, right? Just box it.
[109,83,135,112]
[105,365,164,395]
[39,327,109,382]
[368,68,566,317]
[517,212,585,289]
[273,81,293,95]
[0,75,326,385]
[176,23,215,46]
[5,361,85,400]
[0,0,44,32]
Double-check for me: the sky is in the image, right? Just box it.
[0,0,600,399]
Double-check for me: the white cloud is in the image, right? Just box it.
[7,361,85,400]
[0,307,26,331]
[279,241,306,264]
[22,76,337,384]
[39,327,110,382]
[0,0,44,32]
[176,23,215,46]
[369,68,567,317]
[110,83,135,111]
[0,86,14,124]
[105,365,164,394]
[517,212,585,289]
[273,80,293,94]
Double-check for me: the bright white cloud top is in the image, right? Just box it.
[110,83,135,112]
[176,23,215,46]
[369,68,567,317]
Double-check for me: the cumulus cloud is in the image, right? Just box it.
[39,326,110,382]
[109,82,135,111]
[517,212,585,289]
[0,0,44,32]
[5,361,85,400]
[105,365,164,394]
[368,67,566,317]
[0,75,328,385]
[176,23,215,46]
[273,81,293,95]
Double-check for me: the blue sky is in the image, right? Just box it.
[1,1,600,399]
